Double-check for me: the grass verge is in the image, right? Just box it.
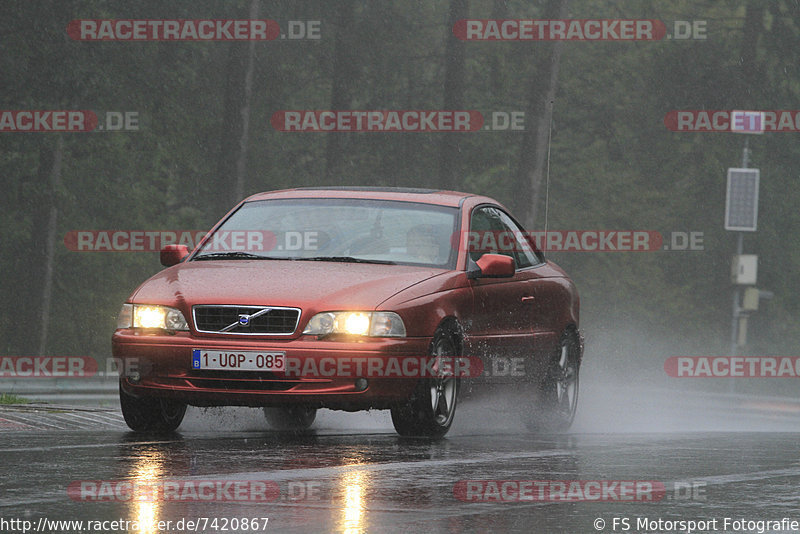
[0,393,29,404]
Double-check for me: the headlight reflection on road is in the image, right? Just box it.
[338,469,370,534]
[130,453,165,534]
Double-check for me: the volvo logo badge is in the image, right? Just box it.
[219,307,273,332]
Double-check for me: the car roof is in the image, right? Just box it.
[244,186,484,208]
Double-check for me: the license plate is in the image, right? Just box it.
[192,349,285,371]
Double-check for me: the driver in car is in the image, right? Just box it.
[406,224,441,264]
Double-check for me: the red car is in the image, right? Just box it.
[113,187,582,437]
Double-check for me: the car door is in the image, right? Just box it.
[466,206,541,382]
[491,210,563,375]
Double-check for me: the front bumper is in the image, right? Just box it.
[112,330,431,410]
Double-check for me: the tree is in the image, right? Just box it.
[439,0,468,190]
[512,0,567,229]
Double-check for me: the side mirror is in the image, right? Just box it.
[160,244,190,267]
[468,253,515,279]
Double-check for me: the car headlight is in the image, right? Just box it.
[117,303,189,331]
[303,311,406,337]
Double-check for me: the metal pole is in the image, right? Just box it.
[729,232,743,357]
[729,138,750,392]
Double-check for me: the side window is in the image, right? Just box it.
[469,207,509,263]
[495,210,542,268]
[469,206,542,269]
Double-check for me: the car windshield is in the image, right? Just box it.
[192,198,459,268]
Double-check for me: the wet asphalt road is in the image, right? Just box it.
[3,382,800,534]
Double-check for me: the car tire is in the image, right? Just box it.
[524,330,580,432]
[263,406,317,431]
[119,382,186,432]
[391,327,460,438]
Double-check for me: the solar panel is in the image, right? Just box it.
[724,168,759,231]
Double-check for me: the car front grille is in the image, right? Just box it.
[193,305,301,335]
[186,373,298,391]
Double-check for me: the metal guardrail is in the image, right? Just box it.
[0,372,119,405]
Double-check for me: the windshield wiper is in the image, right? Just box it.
[193,252,278,261]
[194,253,397,264]
[301,256,397,265]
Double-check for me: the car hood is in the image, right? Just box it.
[130,260,447,312]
